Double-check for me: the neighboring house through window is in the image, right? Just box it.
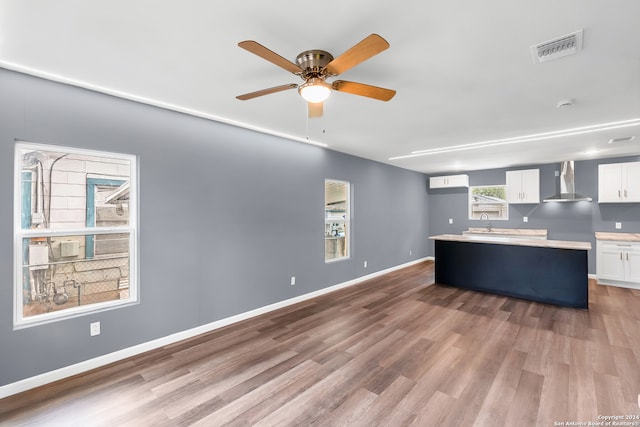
[86,178,129,258]
[469,185,508,220]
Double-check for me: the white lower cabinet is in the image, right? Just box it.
[596,240,640,288]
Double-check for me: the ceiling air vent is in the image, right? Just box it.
[531,30,583,63]
[608,136,636,144]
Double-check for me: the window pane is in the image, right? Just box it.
[325,180,350,261]
[469,185,508,220]
[95,233,129,256]
[19,147,131,230]
[21,234,130,319]
[90,179,130,228]
[325,220,348,259]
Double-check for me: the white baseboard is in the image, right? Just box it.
[0,257,431,399]
[595,277,640,290]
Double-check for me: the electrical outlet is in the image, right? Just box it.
[364,261,367,268]
[409,250,413,256]
[523,216,528,223]
[90,321,100,336]
[290,276,296,286]
[615,222,622,229]
[448,218,453,224]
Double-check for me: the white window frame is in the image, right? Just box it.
[468,185,509,221]
[13,141,138,329]
[325,179,351,263]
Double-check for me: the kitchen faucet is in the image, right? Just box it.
[480,213,492,231]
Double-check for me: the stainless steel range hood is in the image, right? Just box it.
[543,161,592,202]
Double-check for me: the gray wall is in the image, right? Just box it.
[0,68,429,387]
[427,156,640,273]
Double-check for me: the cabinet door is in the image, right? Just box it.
[625,248,640,283]
[505,171,522,203]
[598,163,622,203]
[506,169,539,204]
[447,175,469,187]
[429,174,469,189]
[520,169,540,203]
[622,162,640,202]
[598,244,625,281]
[429,176,448,189]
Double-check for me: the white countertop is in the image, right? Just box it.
[595,232,640,242]
[430,234,591,251]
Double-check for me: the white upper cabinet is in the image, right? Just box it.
[598,162,640,203]
[429,174,469,189]
[506,169,540,204]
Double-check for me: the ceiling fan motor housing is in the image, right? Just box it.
[296,50,334,79]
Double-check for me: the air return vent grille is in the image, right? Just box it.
[531,30,583,63]
[608,136,636,144]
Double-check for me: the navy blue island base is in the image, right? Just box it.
[434,239,589,309]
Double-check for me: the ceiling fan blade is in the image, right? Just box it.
[238,41,302,74]
[324,34,390,76]
[236,84,298,100]
[308,102,323,118]
[332,80,396,101]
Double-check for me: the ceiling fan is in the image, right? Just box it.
[236,34,396,118]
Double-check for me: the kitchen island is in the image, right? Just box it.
[429,234,591,309]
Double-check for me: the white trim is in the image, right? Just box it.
[0,257,430,399]
[1,61,328,149]
[595,277,640,290]
[13,299,140,331]
[18,227,132,238]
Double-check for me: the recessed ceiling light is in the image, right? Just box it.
[608,136,635,144]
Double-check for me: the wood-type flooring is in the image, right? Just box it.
[1,260,639,426]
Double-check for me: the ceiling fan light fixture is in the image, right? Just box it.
[299,78,331,103]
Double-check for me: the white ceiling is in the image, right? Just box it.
[1,1,639,174]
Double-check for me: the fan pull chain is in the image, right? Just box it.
[306,106,310,141]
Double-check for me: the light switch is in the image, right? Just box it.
[523,217,528,223]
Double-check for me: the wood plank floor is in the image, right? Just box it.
[2,260,640,426]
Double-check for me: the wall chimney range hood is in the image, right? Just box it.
[543,161,592,202]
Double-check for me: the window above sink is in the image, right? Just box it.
[469,185,508,221]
